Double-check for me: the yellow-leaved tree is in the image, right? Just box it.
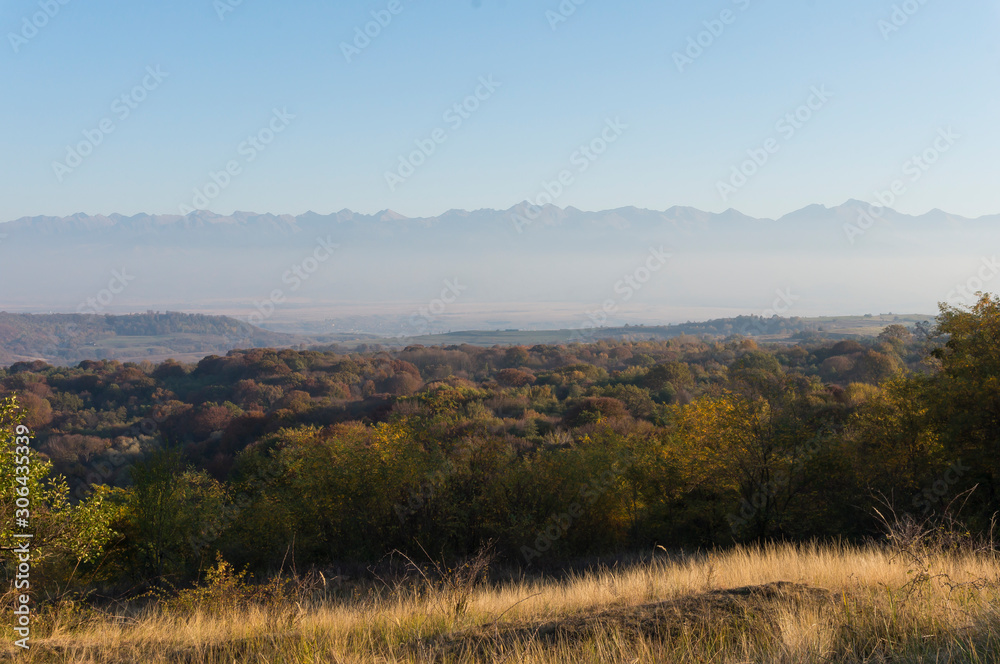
[675,351,827,540]
[1,395,119,595]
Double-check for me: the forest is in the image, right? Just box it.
[0,311,307,365]
[2,295,998,597]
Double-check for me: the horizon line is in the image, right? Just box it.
[2,199,995,227]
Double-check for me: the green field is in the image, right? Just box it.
[1,312,939,365]
[373,314,937,348]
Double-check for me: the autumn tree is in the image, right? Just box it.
[116,448,229,581]
[920,295,1000,521]
[0,396,118,591]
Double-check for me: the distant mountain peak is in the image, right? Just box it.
[377,209,409,221]
[3,204,998,233]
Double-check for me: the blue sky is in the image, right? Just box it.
[1,0,997,221]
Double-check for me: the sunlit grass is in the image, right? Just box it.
[5,542,1000,663]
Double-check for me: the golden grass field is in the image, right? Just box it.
[5,542,1000,663]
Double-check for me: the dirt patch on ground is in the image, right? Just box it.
[414,581,835,660]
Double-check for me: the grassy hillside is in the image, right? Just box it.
[3,299,1000,663]
[387,313,935,348]
[4,543,998,662]
[0,312,313,365]
[0,311,936,365]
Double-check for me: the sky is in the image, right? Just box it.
[1,0,998,222]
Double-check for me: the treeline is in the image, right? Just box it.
[630,314,817,339]
[0,311,299,364]
[1,297,999,594]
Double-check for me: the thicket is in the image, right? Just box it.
[2,297,999,597]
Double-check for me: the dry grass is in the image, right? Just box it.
[4,542,1000,663]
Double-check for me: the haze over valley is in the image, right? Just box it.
[5,2,1000,662]
[1,202,993,336]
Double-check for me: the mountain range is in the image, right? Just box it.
[0,202,993,335]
